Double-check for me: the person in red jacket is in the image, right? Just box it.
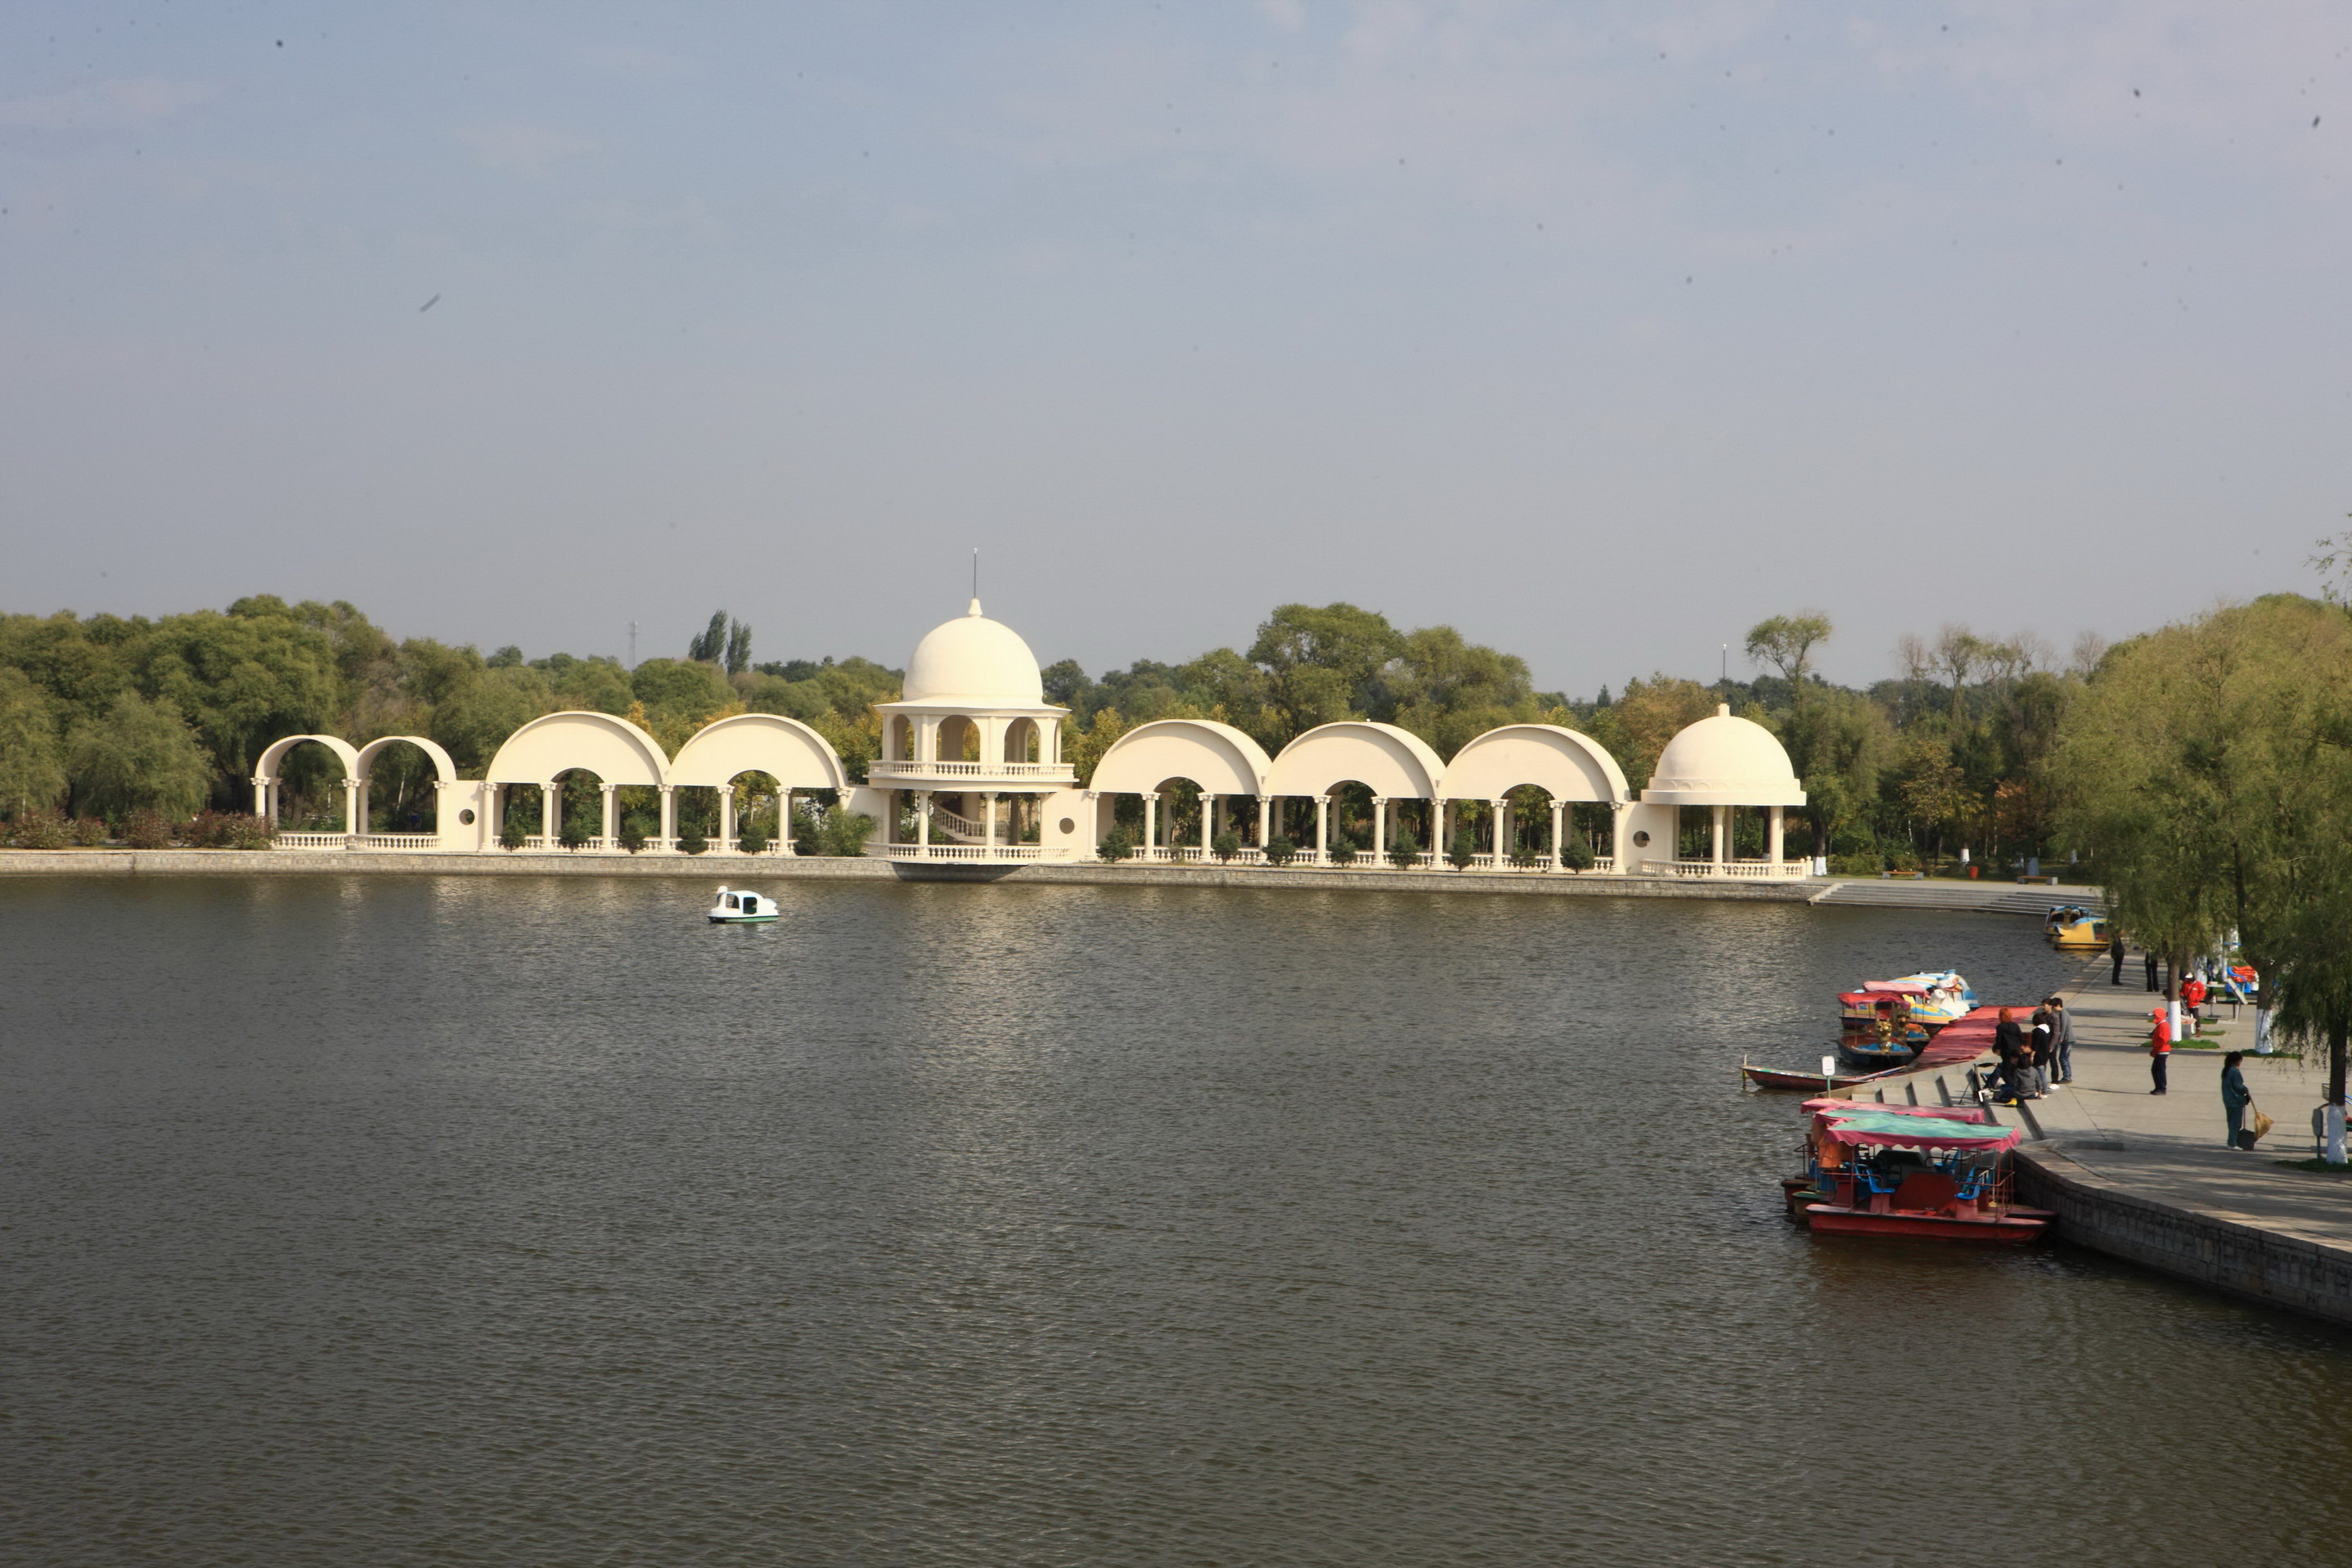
[2148,1008,2171,1094]
[2183,973,2208,1032]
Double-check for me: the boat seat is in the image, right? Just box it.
[1891,1172,1959,1212]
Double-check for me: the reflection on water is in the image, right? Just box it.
[2,875,2345,1565]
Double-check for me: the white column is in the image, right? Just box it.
[720,785,736,850]
[540,782,559,847]
[1768,805,1784,869]
[983,791,999,854]
[1550,801,1566,866]
[1315,796,1329,862]
[1435,798,1449,862]
[600,784,618,848]
[780,791,794,856]
[659,786,677,851]
[1257,796,1273,847]
[1492,797,1507,863]
[1373,797,1387,863]
[1200,794,1213,856]
[342,779,362,838]
[1711,805,1726,866]
[252,777,268,815]
[916,791,931,854]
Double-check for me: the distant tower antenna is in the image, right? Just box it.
[973,547,980,600]
[628,620,638,668]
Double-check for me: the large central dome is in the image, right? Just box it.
[901,600,1048,707]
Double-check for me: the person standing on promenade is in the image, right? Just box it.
[1994,1008,2032,1103]
[2110,933,2127,986]
[2221,1052,2252,1148]
[2029,1005,2056,1098]
[2048,995,2076,1084]
[2183,971,2207,1034]
[2148,1008,2171,1094]
[2144,948,2161,992]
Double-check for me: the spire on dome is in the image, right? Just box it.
[969,598,983,617]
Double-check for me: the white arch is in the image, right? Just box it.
[254,733,360,783]
[1265,721,1444,800]
[1440,724,1630,803]
[485,711,669,786]
[1091,719,1273,798]
[668,712,850,793]
[354,734,456,785]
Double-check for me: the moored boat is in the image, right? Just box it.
[2044,905,2107,950]
[1786,1103,2048,1243]
[1742,1060,1899,1092]
[1837,991,1924,1068]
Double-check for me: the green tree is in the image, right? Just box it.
[136,607,342,796]
[433,666,555,771]
[687,612,731,663]
[551,658,635,716]
[1248,603,1402,737]
[1744,613,1833,694]
[2057,595,2352,1086]
[0,667,66,818]
[66,692,214,820]
[1608,675,1718,790]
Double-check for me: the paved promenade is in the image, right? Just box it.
[1851,952,2352,1323]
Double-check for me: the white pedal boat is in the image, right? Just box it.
[708,886,779,923]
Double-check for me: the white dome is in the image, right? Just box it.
[1641,704,1806,806]
[901,600,1048,707]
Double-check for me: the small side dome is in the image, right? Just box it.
[1642,703,1806,806]
[902,600,1048,706]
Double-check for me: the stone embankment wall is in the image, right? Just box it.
[0,849,1823,901]
[2017,1150,2352,1328]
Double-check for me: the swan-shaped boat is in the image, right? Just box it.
[708,886,779,923]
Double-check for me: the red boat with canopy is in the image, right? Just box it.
[1788,1103,2049,1243]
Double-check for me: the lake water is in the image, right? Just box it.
[5,874,2349,1565]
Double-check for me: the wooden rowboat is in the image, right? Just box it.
[1742,1059,1898,1093]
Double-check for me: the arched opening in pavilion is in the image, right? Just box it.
[1086,718,1275,863]
[1264,721,1446,867]
[483,711,672,854]
[1438,723,1631,873]
[551,767,609,850]
[251,734,362,841]
[353,735,456,840]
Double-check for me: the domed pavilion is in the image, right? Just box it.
[866,600,1076,860]
[1621,703,1808,878]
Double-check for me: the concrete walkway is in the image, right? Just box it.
[1847,950,2352,1322]
[1809,877,2105,916]
[2022,957,2351,1247]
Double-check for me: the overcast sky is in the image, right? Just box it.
[3,2,2346,694]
